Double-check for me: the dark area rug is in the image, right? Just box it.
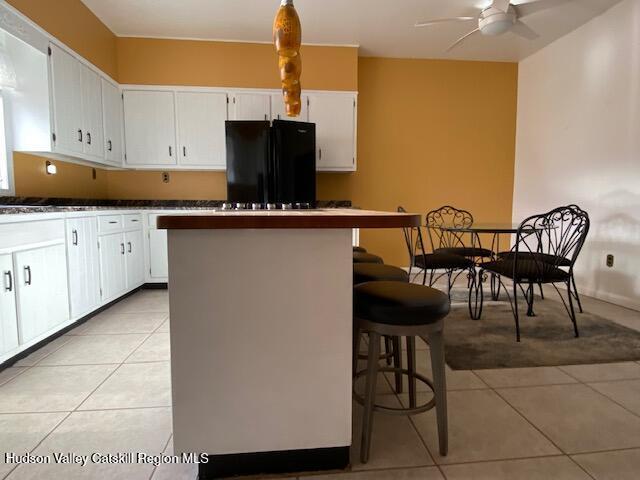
[443,290,640,370]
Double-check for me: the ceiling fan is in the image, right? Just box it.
[415,0,571,51]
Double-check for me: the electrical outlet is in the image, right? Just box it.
[162,172,170,183]
[606,254,614,268]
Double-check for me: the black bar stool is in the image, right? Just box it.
[353,251,384,264]
[353,263,409,392]
[353,280,450,463]
[353,246,368,253]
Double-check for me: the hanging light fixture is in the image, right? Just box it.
[273,0,302,117]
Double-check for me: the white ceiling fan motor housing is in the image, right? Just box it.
[478,6,516,36]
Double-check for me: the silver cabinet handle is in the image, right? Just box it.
[120,243,125,255]
[72,229,78,245]
[169,146,172,157]
[319,148,322,160]
[264,114,268,120]
[183,146,186,157]
[127,242,132,253]
[108,221,118,224]
[130,219,139,223]
[87,132,92,145]
[78,129,83,142]
[107,140,112,151]
[24,266,32,285]
[3,270,12,292]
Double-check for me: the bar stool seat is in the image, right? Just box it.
[353,280,450,463]
[354,263,409,285]
[353,251,384,264]
[353,246,368,253]
[354,281,449,325]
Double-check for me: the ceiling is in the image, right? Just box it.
[81,0,623,62]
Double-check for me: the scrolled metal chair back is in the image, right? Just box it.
[425,205,474,251]
[513,205,590,279]
[398,206,427,265]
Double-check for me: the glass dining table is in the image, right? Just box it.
[426,222,549,320]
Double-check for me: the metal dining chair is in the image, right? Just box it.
[479,205,590,341]
[398,206,474,297]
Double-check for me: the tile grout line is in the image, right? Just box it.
[489,386,597,480]
[147,433,174,480]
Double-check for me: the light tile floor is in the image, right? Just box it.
[0,288,639,479]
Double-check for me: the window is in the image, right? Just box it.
[0,91,9,193]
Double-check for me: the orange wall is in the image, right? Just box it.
[117,37,358,91]
[13,152,109,199]
[7,0,117,79]
[320,57,518,265]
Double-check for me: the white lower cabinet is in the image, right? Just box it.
[98,232,127,302]
[148,229,168,279]
[14,244,69,344]
[125,229,145,289]
[98,214,145,303]
[0,254,19,359]
[66,217,101,318]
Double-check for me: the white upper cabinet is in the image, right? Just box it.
[123,90,177,166]
[49,43,84,154]
[102,79,124,166]
[230,93,271,121]
[271,94,309,122]
[80,64,104,160]
[308,93,357,172]
[176,92,228,169]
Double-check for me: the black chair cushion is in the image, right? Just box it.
[353,263,409,285]
[413,252,474,270]
[482,259,570,283]
[436,247,494,258]
[497,251,571,267]
[353,246,367,253]
[353,252,384,264]
[354,281,450,326]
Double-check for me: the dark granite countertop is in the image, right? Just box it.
[0,197,352,215]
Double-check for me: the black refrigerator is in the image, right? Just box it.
[225,120,316,206]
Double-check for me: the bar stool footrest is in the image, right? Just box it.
[353,367,436,415]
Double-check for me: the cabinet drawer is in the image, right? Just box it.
[123,214,143,230]
[98,215,123,234]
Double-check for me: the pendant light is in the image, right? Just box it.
[273,0,302,117]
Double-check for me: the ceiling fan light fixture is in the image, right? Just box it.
[478,7,516,35]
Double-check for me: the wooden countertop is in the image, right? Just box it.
[157,209,420,229]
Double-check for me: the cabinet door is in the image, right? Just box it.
[80,64,105,159]
[14,244,69,344]
[66,217,100,318]
[148,229,168,279]
[176,92,227,168]
[308,94,356,171]
[271,94,309,122]
[123,90,177,165]
[0,254,19,358]
[49,43,84,154]
[125,230,144,289]
[99,233,127,302]
[102,79,123,165]
[231,93,271,121]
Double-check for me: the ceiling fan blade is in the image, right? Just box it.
[446,28,481,52]
[511,20,540,40]
[491,0,512,12]
[515,0,572,19]
[415,17,476,27]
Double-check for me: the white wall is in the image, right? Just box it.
[513,0,640,310]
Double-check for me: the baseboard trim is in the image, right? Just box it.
[0,285,149,371]
[142,282,168,290]
[198,446,350,479]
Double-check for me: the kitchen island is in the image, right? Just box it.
[157,209,420,479]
